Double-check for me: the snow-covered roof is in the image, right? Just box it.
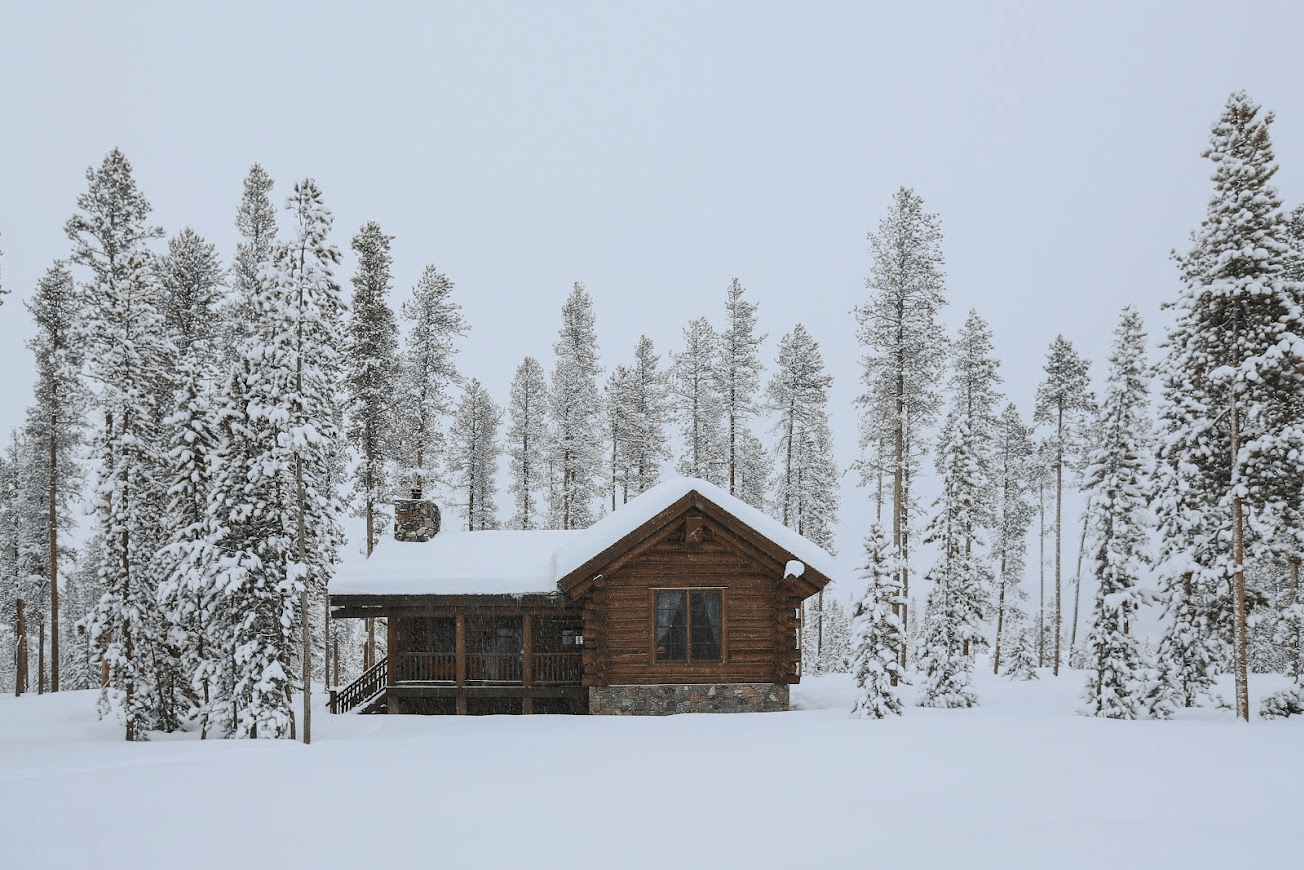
[330,529,580,596]
[552,477,841,584]
[330,477,841,598]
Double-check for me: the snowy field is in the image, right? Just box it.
[2,670,1300,870]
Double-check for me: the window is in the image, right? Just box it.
[655,590,722,662]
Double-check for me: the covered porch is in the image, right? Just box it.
[329,594,587,714]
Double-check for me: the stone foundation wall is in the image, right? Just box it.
[589,683,788,715]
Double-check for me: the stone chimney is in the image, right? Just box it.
[394,487,441,542]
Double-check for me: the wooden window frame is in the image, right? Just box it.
[650,587,727,664]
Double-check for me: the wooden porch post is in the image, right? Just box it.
[387,617,399,715]
[455,612,466,715]
[522,614,534,715]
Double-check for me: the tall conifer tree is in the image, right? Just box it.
[548,283,603,529]
[506,357,550,530]
[1156,92,1304,720]
[716,278,765,495]
[856,187,948,664]
[345,221,400,554]
[66,148,167,740]
[1034,336,1094,675]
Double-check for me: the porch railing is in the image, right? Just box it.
[532,652,583,684]
[392,652,457,683]
[331,657,387,713]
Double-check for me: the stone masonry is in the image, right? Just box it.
[394,492,441,542]
[589,683,789,715]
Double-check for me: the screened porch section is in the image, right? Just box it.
[392,614,584,687]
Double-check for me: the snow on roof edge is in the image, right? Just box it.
[552,477,842,585]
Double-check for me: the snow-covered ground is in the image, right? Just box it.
[2,670,1299,870]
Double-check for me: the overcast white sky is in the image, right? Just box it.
[0,1,1300,576]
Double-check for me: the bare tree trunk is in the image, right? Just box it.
[1230,398,1250,722]
[38,621,45,694]
[1070,511,1089,654]
[49,424,59,692]
[1054,409,1064,677]
[1291,557,1301,678]
[993,555,1007,675]
[1038,480,1046,668]
[15,598,27,696]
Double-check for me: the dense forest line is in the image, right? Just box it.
[1,90,1302,737]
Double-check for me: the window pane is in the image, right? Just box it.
[690,592,722,661]
[656,591,687,661]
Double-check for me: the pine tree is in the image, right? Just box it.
[768,324,838,550]
[670,317,726,484]
[23,262,88,693]
[716,278,766,495]
[1158,92,1304,721]
[856,187,948,667]
[991,403,1033,674]
[548,283,603,530]
[66,148,169,740]
[345,221,400,554]
[1003,623,1039,681]
[618,336,670,501]
[224,164,277,354]
[1080,307,1154,719]
[732,429,770,512]
[396,264,466,494]
[448,379,502,531]
[505,357,550,530]
[944,310,1003,541]
[850,523,907,718]
[214,178,346,738]
[155,227,225,370]
[1033,335,1095,676]
[916,419,988,708]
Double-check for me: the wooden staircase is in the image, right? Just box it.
[330,657,388,714]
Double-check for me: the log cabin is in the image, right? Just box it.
[328,477,835,715]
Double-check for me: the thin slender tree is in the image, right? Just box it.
[448,380,502,530]
[505,357,550,530]
[716,278,765,495]
[548,283,603,530]
[24,262,87,693]
[1080,308,1154,719]
[856,187,948,667]
[345,221,400,555]
[1033,336,1094,675]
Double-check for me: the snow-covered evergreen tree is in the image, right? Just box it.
[548,283,603,530]
[505,356,550,530]
[916,419,988,708]
[670,317,725,485]
[732,428,770,513]
[1080,307,1154,719]
[345,221,400,553]
[855,186,948,666]
[211,178,347,738]
[1033,335,1094,675]
[615,339,667,503]
[943,309,1003,539]
[448,379,502,531]
[396,264,466,494]
[991,403,1033,674]
[155,227,225,368]
[65,148,169,740]
[1157,92,1304,720]
[23,262,87,693]
[715,278,766,496]
[224,164,277,355]
[850,523,906,718]
[1003,623,1039,681]
[767,324,838,552]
